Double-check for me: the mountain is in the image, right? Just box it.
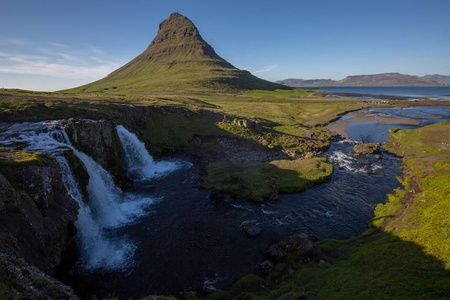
[422,74,450,85]
[64,13,286,94]
[337,73,439,86]
[277,73,444,87]
[276,78,335,86]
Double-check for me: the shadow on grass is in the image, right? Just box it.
[208,230,450,299]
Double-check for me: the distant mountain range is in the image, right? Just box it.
[276,73,450,87]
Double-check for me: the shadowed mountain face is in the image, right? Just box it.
[66,13,286,94]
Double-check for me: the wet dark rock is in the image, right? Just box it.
[259,260,274,273]
[242,224,261,237]
[61,119,129,185]
[204,285,217,294]
[288,233,314,256]
[0,250,81,299]
[0,156,79,275]
[267,243,286,262]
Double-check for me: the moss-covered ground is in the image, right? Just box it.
[0,147,47,166]
[203,158,333,202]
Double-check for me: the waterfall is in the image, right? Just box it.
[116,125,185,180]
[56,157,136,271]
[0,121,162,272]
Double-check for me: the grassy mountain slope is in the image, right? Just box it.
[63,13,286,94]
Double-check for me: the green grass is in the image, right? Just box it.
[0,147,47,166]
[384,120,450,157]
[242,88,317,99]
[202,157,333,202]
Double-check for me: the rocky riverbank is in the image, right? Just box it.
[0,148,80,298]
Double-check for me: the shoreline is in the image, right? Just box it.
[311,89,450,102]
[328,110,428,139]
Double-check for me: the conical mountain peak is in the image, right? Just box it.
[141,12,224,62]
[152,12,201,44]
[65,13,287,94]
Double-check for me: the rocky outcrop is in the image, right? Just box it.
[61,118,128,185]
[0,250,81,299]
[352,142,381,155]
[259,233,314,274]
[288,233,314,256]
[0,154,79,275]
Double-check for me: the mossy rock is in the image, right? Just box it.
[352,142,381,155]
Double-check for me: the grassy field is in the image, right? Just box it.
[0,88,363,153]
[207,120,450,299]
[203,158,333,202]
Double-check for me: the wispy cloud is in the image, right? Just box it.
[3,37,33,46]
[0,52,120,79]
[47,42,70,48]
[0,40,122,80]
[252,64,279,74]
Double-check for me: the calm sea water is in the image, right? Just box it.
[301,86,450,100]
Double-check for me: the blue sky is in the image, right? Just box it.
[0,0,449,91]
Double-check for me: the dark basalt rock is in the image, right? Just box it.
[288,233,314,256]
[267,243,287,262]
[242,224,261,237]
[0,250,81,299]
[0,155,79,275]
[61,118,129,186]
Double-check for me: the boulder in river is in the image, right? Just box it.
[352,142,381,155]
[242,224,261,237]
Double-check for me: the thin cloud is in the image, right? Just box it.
[0,39,123,81]
[87,45,105,56]
[4,37,33,46]
[58,52,85,63]
[47,42,70,48]
[252,64,278,74]
[0,51,121,79]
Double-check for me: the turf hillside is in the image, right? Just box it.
[64,13,286,94]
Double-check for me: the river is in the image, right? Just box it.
[0,106,449,299]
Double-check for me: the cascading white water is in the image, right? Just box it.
[0,121,176,272]
[116,125,185,180]
[56,156,136,271]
